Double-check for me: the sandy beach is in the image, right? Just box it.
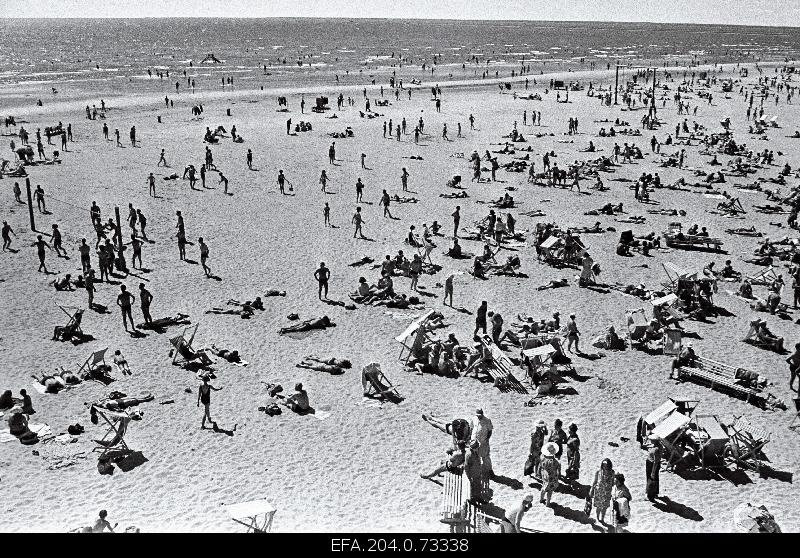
[1,55,799,534]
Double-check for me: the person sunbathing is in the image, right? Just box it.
[207,344,243,363]
[138,313,191,329]
[92,392,154,412]
[278,316,335,335]
[113,350,131,376]
[206,302,254,318]
[420,441,467,479]
[264,290,286,297]
[746,319,784,352]
[31,370,80,393]
[490,255,523,275]
[440,191,468,198]
[296,356,350,375]
[537,278,569,291]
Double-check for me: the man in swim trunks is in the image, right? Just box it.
[314,262,330,300]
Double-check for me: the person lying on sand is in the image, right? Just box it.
[264,290,286,297]
[206,302,255,318]
[32,369,81,393]
[207,344,243,364]
[137,313,191,330]
[278,316,335,335]
[440,191,469,199]
[538,278,569,291]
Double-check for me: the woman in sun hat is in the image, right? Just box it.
[539,441,561,506]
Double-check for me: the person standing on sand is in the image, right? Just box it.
[323,202,331,227]
[465,440,485,504]
[218,172,229,195]
[314,262,330,299]
[469,114,475,130]
[352,207,365,239]
[566,313,581,353]
[471,408,494,479]
[198,237,211,277]
[129,126,136,147]
[246,149,253,170]
[200,164,206,188]
[278,170,286,195]
[139,283,153,324]
[34,185,46,213]
[147,173,156,197]
[197,376,222,430]
[32,235,51,273]
[2,221,15,251]
[361,153,367,169]
[355,178,364,202]
[328,142,336,164]
[13,182,23,204]
[786,342,800,392]
[84,268,96,309]
[444,273,454,306]
[116,285,136,332]
[401,168,409,192]
[286,118,292,135]
[136,209,148,241]
[319,170,328,193]
[474,300,488,336]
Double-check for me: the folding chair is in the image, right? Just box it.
[222,498,277,533]
[724,416,771,472]
[662,329,682,356]
[789,398,800,430]
[53,305,84,342]
[170,324,200,366]
[361,363,403,403]
[746,266,780,287]
[92,407,132,460]
[394,309,435,362]
[626,308,649,346]
[78,347,109,376]
[651,412,692,468]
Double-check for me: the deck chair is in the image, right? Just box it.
[480,336,529,394]
[789,398,800,430]
[394,309,435,362]
[222,498,276,533]
[663,329,682,356]
[691,415,730,470]
[92,407,132,460]
[78,347,111,382]
[724,416,770,472]
[626,308,649,346]
[361,363,403,403]
[661,262,697,291]
[746,266,780,287]
[52,306,84,342]
[652,411,692,468]
[169,324,200,366]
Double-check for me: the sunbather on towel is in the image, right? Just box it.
[208,344,243,364]
[32,370,81,393]
[264,290,286,297]
[296,357,347,375]
[278,315,335,335]
[92,392,154,411]
[206,301,255,318]
[538,278,569,291]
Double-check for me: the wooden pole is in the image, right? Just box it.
[614,64,620,105]
[25,178,35,232]
[651,67,658,118]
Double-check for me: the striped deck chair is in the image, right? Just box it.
[92,407,132,460]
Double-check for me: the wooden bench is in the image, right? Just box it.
[440,471,470,531]
[677,356,762,405]
[664,233,724,252]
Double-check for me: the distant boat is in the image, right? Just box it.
[200,53,222,64]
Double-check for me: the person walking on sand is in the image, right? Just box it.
[84,268,96,308]
[13,182,23,204]
[198,237,211,277]
[611,473,632,533]
[116,285,136,332]
[355,178,364,202]
[539,442,561,506]
[352,207,365,238]
[218,172,229,195]
[444,273,454,306]
[323,202,331,227]
[32,235,51,273]
[379,189,394,219]
[147,173,156,197]
[139,283,153,324]
[328,142,336,164]
[452,206,461,238]
[474,300,488,336]
[361,153,366,169]
[34,185,46,213]
[197,376,222,429]
[51,224,66,257]
[136,209,148,240]
[157,149,168,167]
[314,262,330,299]
[401,168,409,192]
[465,440,485,504]
[129,126,136,147]
[645,435,662,502]
[2,221,16,251]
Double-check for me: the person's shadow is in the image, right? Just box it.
[652,496,703,521]
[211,422,237,437]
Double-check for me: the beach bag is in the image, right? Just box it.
[97,459,114,475]
[67,423,85,435]
[264,403,282,416]
[584,496,593,516]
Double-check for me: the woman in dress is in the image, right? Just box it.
[564,423,580,482]
[538,442,561,506]
[589,458,615,526]
[524,420,548,479]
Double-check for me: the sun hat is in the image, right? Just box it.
[475,408,484,416]
[541,442,559,457]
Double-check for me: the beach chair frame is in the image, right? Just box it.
[78,347,109,377]
[394,310,434,362]
[223,499,277,533]
[170,324,199,366]
[723,416,770,472]
[92,407,132,460]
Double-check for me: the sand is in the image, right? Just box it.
[1,61,799,533]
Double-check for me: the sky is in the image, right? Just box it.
[0,0,798,27]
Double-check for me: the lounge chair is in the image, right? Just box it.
[222,498,277,533]
[394,309,435,362]
[169,324,211,368]
[742,319,784,352]
[746,266,781,287]
[361,363,403,403]
[479,336,529,394]
[662,329,682,356]
[626,308,649,347]
[52,306,86,343]
[661,262,697,291]
[92,407,132,460]
[723,416,770,472]
[78,347,112,383]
